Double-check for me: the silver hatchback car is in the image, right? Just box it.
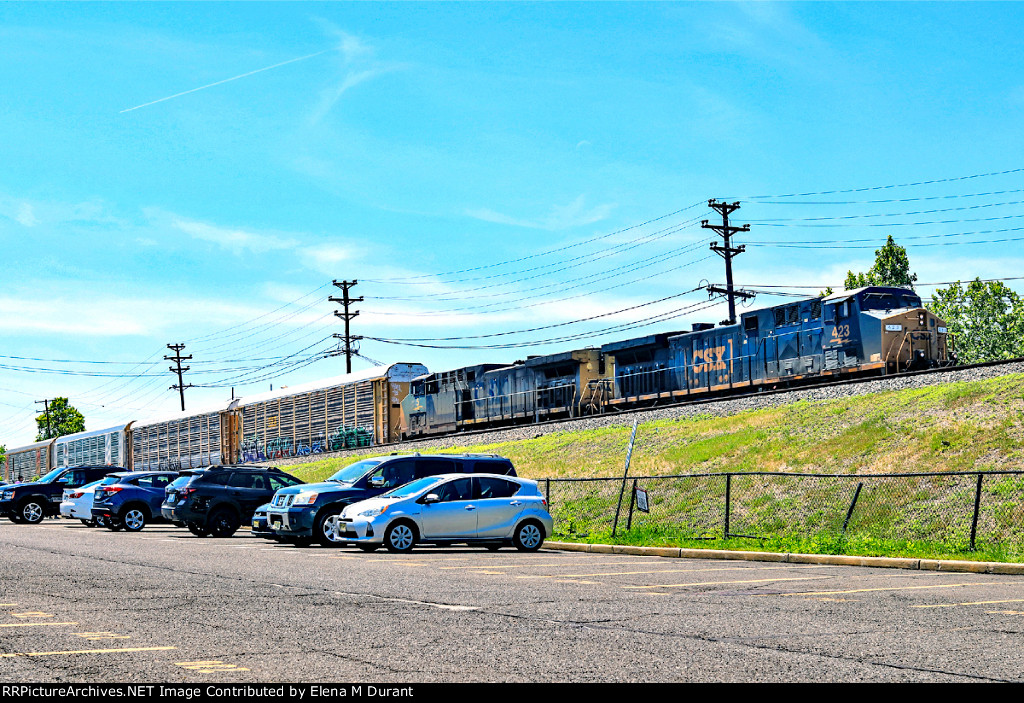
[337,473,553,553]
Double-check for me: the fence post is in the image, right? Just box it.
[545,478,550,507]
[842,482,864,534]
[724,473,732,540]
[970,473,984,551]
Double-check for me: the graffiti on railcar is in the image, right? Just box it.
[240,425,372,463]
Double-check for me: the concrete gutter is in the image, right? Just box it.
[545,541,1024,575]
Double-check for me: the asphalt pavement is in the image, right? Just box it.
[1,519,1023,682]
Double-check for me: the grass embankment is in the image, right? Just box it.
[288,374,1024,562]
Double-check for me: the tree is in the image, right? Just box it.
[844,235,918,290]
[928,279,1024,364]
[35,397,86,441]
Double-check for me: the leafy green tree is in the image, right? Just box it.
[35,397,86,441]
[928,279,1024,364]
[844,235,918,290]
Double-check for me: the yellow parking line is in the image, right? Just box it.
[440,559,671,570]
[0,622,78,628]
[512,565,834,580]
[0,646,176,658]
[763,582,1016,597]
[912,598,1024,609]
[623,576,830,590]
[10,611,54,618]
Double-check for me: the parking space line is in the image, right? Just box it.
[176,660,249,673]
[73,632,131,640]
[623,576,833,590]
[439,559,673,570]
[10,611,54,618]
[0,646,176,658]
[911,598,1024,609]
[0,622,78,628]
[510,565,836,580]
[762,581,1016,598]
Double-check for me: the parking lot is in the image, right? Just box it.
[2,520,1024,682]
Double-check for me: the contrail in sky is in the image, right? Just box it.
[120,48,333,114]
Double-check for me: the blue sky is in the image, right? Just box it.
[2,2,1023,447]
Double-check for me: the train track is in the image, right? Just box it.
[272,356,1024,465]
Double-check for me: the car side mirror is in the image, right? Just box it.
[422,494,440,505]
[369,476,385,488]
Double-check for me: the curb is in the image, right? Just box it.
[544,541,1024,575]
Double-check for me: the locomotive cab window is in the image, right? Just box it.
[744,316,758,335]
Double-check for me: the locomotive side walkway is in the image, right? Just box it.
[547,540,1024,574]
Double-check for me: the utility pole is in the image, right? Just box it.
[165,343,193,411]
[702,199,756,326]
[329,280,363,374]
[35,399,52,439]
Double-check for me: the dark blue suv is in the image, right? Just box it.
[92,471,177,532]
[265,453,517,547]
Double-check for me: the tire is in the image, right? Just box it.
[106,520,123,532]
[186,522,209,537]
[121,506,148,532]
[19,500,45,525]
[357,544,380,552]
[80,519,96,527]
[95,515,109,529]
[513,521,544,552]
[8,514,25,524]
[208,509,240,538]
[315,507,346,548]
[384,521,416,553]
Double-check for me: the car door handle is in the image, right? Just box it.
[465,505,476,511]
[510,501,523,506]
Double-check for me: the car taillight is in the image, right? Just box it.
[69,491,84,499]
[99,486,123,497]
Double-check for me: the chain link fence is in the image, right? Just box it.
[541,471,1024,549]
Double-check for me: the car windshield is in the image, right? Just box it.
[327,459,384,485]
[861,293,921,311]
[384,476,444,499]
[37,467,65,483]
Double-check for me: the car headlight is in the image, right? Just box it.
[291,492,319,506]
[358,505,388,518]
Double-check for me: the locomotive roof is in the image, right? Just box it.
[822,286,916,302]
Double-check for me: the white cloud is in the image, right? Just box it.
[306,24,407,125]
[466,195,616,231]
[171,217,299,255]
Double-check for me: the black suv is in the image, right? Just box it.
[265,453,517,547]
[0,465,121,524]
[160,465,304,538]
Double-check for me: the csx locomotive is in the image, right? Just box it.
[3,285,952,482]
[400,286,952,438]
